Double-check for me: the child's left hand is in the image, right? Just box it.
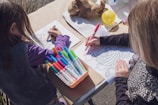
[115,60,129,78]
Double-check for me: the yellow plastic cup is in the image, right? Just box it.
[101,10,116,26]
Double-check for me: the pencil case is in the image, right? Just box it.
[46,47,89,88]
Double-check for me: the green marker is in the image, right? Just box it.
[70,50,86,74]
[62,50,69,60]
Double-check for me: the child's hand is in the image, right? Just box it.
[115,60,129,78]
[47,26,61,40]
[85,36,100,46]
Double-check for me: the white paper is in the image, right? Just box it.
[63,4,121,38]
[63,0,129,38]
[109,0,129,21]
[35,20,80,49]
[75,44,134,83]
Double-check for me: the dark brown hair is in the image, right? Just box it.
[0,0,41,69]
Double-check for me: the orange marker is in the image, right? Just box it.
[52,47,58,55]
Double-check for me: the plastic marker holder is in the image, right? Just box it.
[59,59,79,80]
[46,61,71,85]
[46,47,89,88]
[55,62,76,81]
[54,62,75,83]
[64,47,86,74]
[59,51,81,76]
[70,50,86,73]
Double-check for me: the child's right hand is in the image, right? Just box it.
[85,36,100,46]
[48,26,61,40]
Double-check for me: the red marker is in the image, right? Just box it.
[85,23,100,53]
[52,62,61,71]
[55,62,64,70]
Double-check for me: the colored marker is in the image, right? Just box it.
[62,50,69,60]
[52,47,58,55]
[61,57,81,76]
[59,50,81,75]
[70,50,86,74]
[49,55,57,62]
[46,56,53,62]
[60,59,79,79]
[64,47,84,74]
[53,62,75,83]
[85,23,100,54]
[56,46,62,51]
[46,61,71,85]
[58,60,65,67]
[65,48,86,74]
[56,62,76,81]
[63,47,74,61]
[56,54,62,60]
[63,47,83,75]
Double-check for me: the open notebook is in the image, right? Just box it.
[35,20,80,49]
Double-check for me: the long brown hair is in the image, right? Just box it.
[0,0,41,69]
[128,0,158,69]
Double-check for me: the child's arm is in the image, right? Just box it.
[28,27,70,66]
[28,44,54,66]
[100,33,130,47]
[86,33,130,47]
[48,26,70,47]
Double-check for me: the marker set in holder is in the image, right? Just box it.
[46,46,88,88]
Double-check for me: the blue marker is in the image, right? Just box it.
[60,58,80,79]
[61,57,81,76]
[60,58,68,65]
[49,55,57,62]
[46,56,53,62]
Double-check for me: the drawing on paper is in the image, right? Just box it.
[35,20,80,49]
[75,44,134,83]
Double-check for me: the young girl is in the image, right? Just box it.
[0,0,69,105]
[86,0,158,104]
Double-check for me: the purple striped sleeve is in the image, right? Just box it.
[28,35,70,66]
[28,44,54,66]
[55,35,70,48]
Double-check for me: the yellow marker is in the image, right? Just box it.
[101,10,116,26]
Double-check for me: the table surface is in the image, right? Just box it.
[28,0,128,104]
